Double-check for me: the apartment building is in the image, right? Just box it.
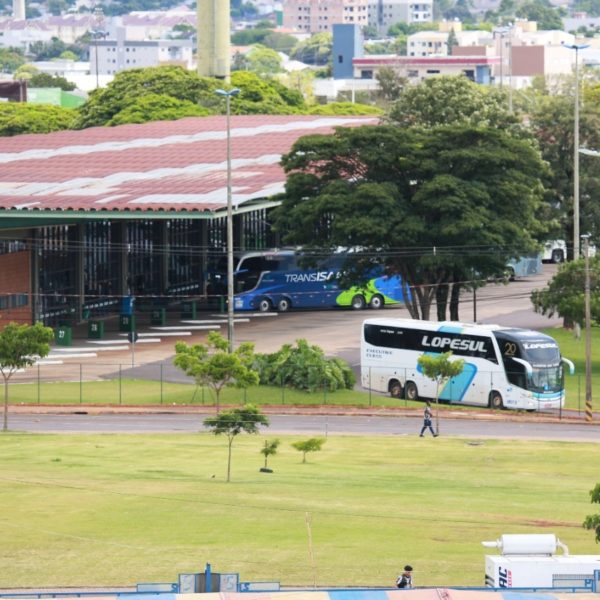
[369,0,433,35]
[91,28,194,76]
[283,0,369,33]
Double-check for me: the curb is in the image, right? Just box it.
[7,403,594,425]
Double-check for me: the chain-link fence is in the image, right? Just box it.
[4,362,592,415]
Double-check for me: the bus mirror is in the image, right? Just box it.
[511,357,533,375]
[561,357,575,375]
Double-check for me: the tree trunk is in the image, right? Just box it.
[436,283,449,321]
[449,281,461,321]
[3,376,8,432]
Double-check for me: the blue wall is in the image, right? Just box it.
[332,24,364,79]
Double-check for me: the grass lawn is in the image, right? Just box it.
[0,433,598,588]
[542,327,600,411]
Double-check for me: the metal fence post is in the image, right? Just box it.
[119,364,122,405]
[37,364,40,404]
[281,374,285,405]
[79,363,82,404]
[160,363,163,405]
[368,366,372,407]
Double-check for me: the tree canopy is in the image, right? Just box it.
[583,482,600,543]
[204,404,269,481]
[528,92,600,251]
[74,66,309,128]
[273,123,547,320]
[388,75,519,130]
[0,103,77,136]
[174,331,259,413]
[0,322,54,431]
[531,255,600,327]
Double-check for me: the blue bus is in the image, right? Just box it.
[231,250,405,312]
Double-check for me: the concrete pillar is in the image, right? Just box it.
[76,223,85,322]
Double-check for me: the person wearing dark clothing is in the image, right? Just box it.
[396,565,413,588]
[419,401,438,437]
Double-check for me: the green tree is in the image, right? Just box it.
[583,482,600,542]
[204,404,269,482]
[274,124,546,320]
[58,50,78,61]
[529,93,600,250]
[29,72,76,91]
[260,438,280,472]
[174,331,259,413]
[0,48,26,73]
[76,65,219,128]
[290,33,332,66]
[516,0,564,29]
[107,93,211,125]
[447,28,459,54]
[0,323,54,431]
[308,102,383,116]
[0,103,77,136]
[244,44,283,75]
[262,32,298,54]
[291,437,325,463]
[255,339,355,392]
[388,75,519,130]
[376,66,406,104]
[227,70,305,115]
[531,256,600,328]
[417,351,465,433]
[13,63,38,80]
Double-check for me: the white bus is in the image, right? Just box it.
[361,318,574,410]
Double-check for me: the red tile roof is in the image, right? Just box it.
[0,115,378,216]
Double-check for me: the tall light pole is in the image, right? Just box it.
[581,234,592,421]
[215,87,240,353]
[563,42,590,261]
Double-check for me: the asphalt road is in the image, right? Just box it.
[8,412,600,441]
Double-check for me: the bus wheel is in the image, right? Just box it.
[277,298,291,312]
[351,294,366,310]
[257,298,272,312]
[369,294,384,309]
[489,391,504,410]
[389,380,402,398]
[404,381,418,401]
[551,249,564,263]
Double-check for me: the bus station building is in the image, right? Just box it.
[0,115,377,329]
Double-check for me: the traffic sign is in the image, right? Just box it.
[127,331,139,343]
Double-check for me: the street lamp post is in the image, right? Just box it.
[581,234,592,421]
[563,42,590,261]
[215,88,240,353]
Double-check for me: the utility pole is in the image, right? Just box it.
[582,234,592,421]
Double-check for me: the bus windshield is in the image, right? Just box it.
[529,364,564,394]
[520,342,561,366]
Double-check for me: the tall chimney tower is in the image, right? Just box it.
[13,0,25,20]
[197,0,230,80]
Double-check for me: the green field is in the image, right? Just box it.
[543,327,600,410]
[0,433,598,589]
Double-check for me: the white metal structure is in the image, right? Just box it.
[483,534,600,589]
[361,318,574,410]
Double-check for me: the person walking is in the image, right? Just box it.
[396,565,413,588]
[419,401,438,437]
